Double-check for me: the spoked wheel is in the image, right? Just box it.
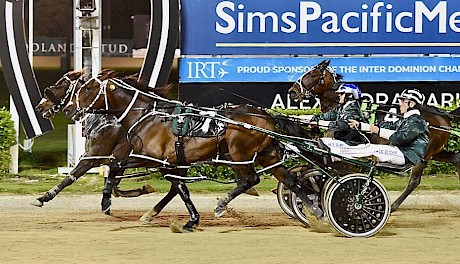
[325,173,390,238]
[320,177,337,213]
[276,181,296,219]
[290,169,324,226]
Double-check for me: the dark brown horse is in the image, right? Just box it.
[62,69,325,230]
[33,70,182,217]
[288,59,460,212]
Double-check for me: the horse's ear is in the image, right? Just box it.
[70,69,83,78]
[109,70,118,78]
[324,59,331,68]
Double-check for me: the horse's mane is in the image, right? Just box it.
[420,104,451,119]
[120,73,172,97]
[335,73,343,82]
[96,69,172,97]
[329,74,343,91]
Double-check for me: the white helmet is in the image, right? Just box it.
[399,88,425,105]
[336,83,361,99]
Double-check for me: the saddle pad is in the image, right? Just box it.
[172,105,226,137]
[172,105,192,136]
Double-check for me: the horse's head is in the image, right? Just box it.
[63,69,118,120]
[35,70,84,119]
[288,59,339,102]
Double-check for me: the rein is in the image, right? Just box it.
[76,76,184,124]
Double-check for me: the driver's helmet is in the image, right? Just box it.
[336,83,361,100]
[399,88,425,105]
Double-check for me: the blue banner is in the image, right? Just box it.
[179,57,460,83]
[181,0,460,55]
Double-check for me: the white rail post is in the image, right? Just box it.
[9,99,19,174]
[62,0,101,173]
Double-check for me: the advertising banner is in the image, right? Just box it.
[179,82,460,110]
[179,57,460,83]
[181,0,460,55]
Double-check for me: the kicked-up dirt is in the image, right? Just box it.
[0,191,460,264]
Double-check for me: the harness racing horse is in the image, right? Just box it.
[63,69,325,230]
[288,59,460,212]
[33,70,182,216]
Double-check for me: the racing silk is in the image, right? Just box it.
[378,109,429,164]
[311,100,367,145]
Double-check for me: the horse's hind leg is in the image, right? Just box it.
[140,169,187,223]
[391,161,427,212]
[31,160,94,207]
[270,166,324,219]
[215,165,260,218]
[431,150,460,180]
[140,179,180,223]
[101,163,155,215]
[112,181,155,198]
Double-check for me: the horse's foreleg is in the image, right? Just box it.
[177,182,200,231]
[391,161,426,212]
[31,160,94,207]
[215,165,260,218]
[101,163,123,215]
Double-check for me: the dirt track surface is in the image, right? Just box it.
[1,191,460,264]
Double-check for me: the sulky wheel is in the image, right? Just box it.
[325,173,390,238]
[290,169,325,226]
[320,177,338,215]
[276,181,296,219]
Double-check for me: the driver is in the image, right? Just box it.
[310,83,367,146]
[349,88,429,165]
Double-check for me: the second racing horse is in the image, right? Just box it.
[288,59,460,212]
[63,69,325,230]
[33,70,184,217]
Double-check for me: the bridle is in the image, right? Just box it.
[41,74,82,115]
[294,65,337,99]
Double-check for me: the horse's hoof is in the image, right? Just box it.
[143,184,156,193]
[103,209,111,215]
[139,213,152,224]
[214,206,226,218]
[244,187,259,196]
[214,197,229,218]
[169,219,185,233]
[319,214,327,222]
[183,226,194,233]
[30,199,43,207]
[111,190,120,197]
